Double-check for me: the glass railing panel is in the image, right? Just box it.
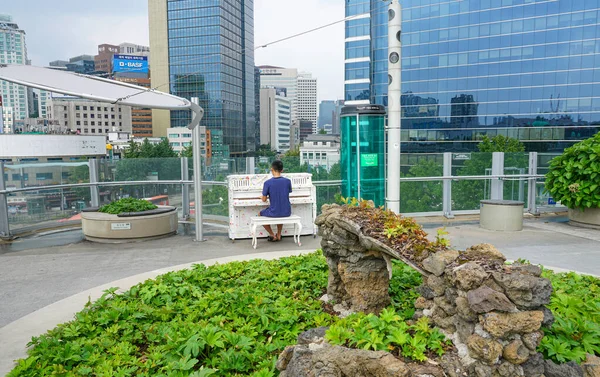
[451,152,493,211]
[100,157,183,183]
[400,154,444,213]
[536,153,565,211]
[502,153,530,205]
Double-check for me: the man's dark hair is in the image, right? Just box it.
[271,160,284,172]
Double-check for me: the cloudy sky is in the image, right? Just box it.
[5,0,345,102]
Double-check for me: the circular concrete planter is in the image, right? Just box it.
[81,206,178,243]
[568,207,600,230]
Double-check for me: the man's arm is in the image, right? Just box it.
[261,181,269,202]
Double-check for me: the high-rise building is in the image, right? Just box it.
[115,77,153,138]
[299,120,313,142]
[297,73,318,133]
[0,14,29,130]
[332,100,345,135]
[254,66,261,149]
[119,43,150,57]
[259,88,291,152]
[318,100,336,129]
[345,0,600,152]
[258,66,299,121]
[149,0,256,156]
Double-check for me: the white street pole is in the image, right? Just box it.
[190,97,205,242]
[386,0,402,213]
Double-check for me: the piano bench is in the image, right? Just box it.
[250,215,303,249]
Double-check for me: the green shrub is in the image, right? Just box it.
[540,269,600,363]
[545,132,600,209]
[98,197,158,215]
[8,252,598,375]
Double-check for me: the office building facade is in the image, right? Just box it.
[345,0,600,152]
[297,72,318,133]
[318,100,336,129]
[258,66,299,121]
[150,0,256,155]
[47,96,132,136]
[259,88,292,152]
[0,14,29,131]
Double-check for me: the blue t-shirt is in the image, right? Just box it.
[260,177,292,218]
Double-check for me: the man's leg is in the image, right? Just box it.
[258,212,276,238]
[263,224,275,238]
[276,224,283,240]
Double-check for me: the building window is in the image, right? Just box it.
[104,107,108,111]
[111,115,115,119]
[84,121,88,126]
[168,134,179,138]
[76,121,81,125]
[75,106,80,110]
[76,113,80,118]
[84,128,89,133]
[83,114,87,118]
[90,114,95,118]
[36,172,53,180]
[83,106,87,110]
[104,115,108,119]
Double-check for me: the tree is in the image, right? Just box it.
[180,145,193,158]
[400,159,443,213]
[318,129,327,135]
[256,144,277,157]
[453,135,527,210]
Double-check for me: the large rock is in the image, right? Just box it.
[312,345,411,377]
[583,354,600,377]
[544,360,584,377]
[415,297,433,310]
[467,334,503,365]
[426,275,449,297]
[492,272,553,309]
[467,286,517,314]
[337,254,390,314]
[522,332,544,351]
[434,296,457,316]
[422,249,460,276]
[464,244,507,263]
[456,296,479,322]
[522,353,545,377]
[508,263,543,277]
[503,339,530,365]
[451,262,489,291]
[481,311,544,338]
[440,352,470,377]
[297,327,328,345]
[493,361,524,376]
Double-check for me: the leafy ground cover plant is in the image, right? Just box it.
[540,269,600,363]
[8,251,598,375]
[545,132,600,210]
[98,197,158,215]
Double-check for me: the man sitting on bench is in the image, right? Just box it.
[259,160,292,242]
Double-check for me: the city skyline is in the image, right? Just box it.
[4,0,344,103]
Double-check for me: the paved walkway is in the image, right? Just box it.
[1,216,599,376]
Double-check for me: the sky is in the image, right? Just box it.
[5,0,345,103]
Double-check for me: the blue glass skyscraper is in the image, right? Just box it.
[345,0,600,152]
[166,0,255,155]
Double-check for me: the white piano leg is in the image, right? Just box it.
[297,223,302,247]
[251,224,257,249]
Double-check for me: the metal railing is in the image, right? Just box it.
[0,152,564,240]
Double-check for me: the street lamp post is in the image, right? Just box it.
[386,0,402,213]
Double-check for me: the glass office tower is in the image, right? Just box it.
[345,0,600,152]
[167,0,256,155]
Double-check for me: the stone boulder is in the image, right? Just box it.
[502,339,530,365]
[492,271,553,309]
[544,360,584,377]
[467,334,504,365]
[583,354,600,377]
[481,311,544,338]
[422,249,460,276]
[463,243,507,263]
[451,262,489,291]
[467,286,517,314]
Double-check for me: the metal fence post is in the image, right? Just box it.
[491,152,505,200]
[0,162,11,239]
[191,97,204,242]
[88,158,100,207]
[443,152,454,219]
[528,152,539,215]
[246,156,255,174]
[181,157,190,219]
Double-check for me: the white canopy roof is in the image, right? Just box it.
[0,65,191,110]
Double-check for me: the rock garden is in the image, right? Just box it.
[8,202,600,376]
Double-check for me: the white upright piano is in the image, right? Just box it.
[227,173,317,241]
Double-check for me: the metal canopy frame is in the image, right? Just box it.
[0,65,205,241]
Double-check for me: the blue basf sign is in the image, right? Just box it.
[112,54,148,73]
